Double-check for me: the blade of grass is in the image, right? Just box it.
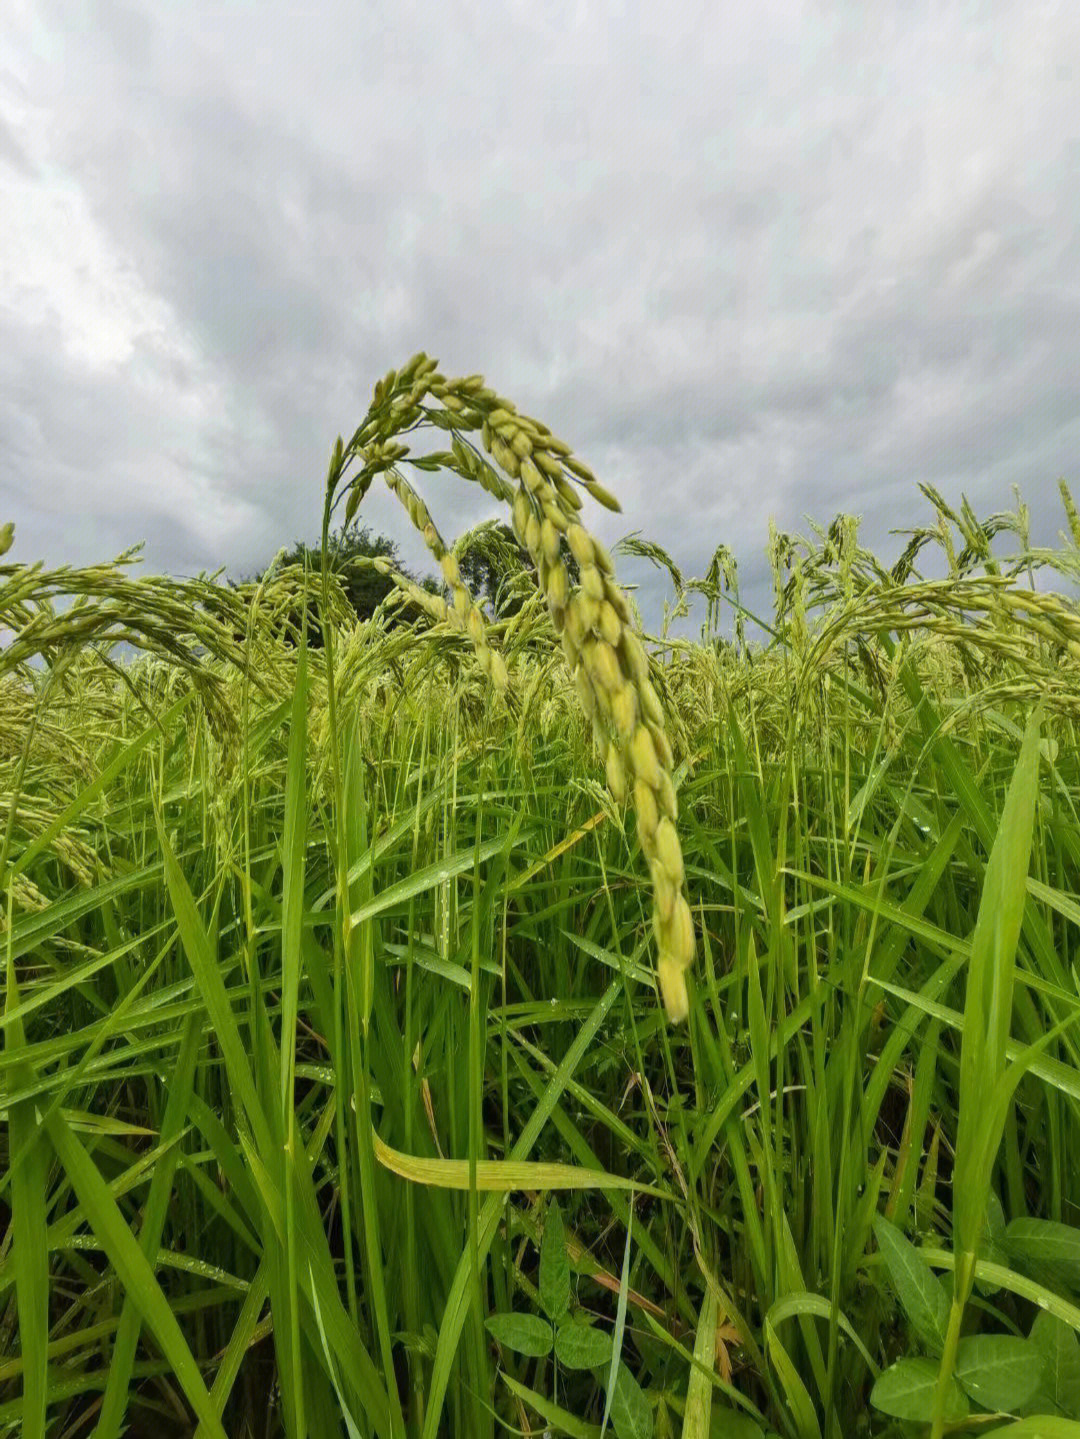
[931,707,1044,1439]
[41,1108,227,1438]
[5,929,50,1439]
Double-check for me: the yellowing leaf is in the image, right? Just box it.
[372,1131,668,1199]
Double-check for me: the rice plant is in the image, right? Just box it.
[2,358,1079,1438]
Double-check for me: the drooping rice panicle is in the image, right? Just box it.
[322,355,697,1020]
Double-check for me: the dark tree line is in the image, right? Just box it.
[233,518,580,647]
[455,522,582,618]
[229,524,437,648]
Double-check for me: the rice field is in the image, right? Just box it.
[2,356,1079,1438]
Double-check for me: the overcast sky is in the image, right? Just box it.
[2,0,1078,632]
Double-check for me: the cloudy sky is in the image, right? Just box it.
[2,0,1078,631]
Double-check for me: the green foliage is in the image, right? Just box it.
[539,1198,571,1322]
[4,442,1080,1437]
[486,1196,636,1431]
[607,1365,653,1439]
[871,1359,969,1424]
[484,1312,554,1357]
[872,1200,1080,1426]
[1029,1312,1080,1419]
[1005,1220,1080,1291]
[556,1321,615,1370]
[872,1214,949,1355]
[456,519,582,617]
[242,521,441,643]
[953,1335,1046,1414]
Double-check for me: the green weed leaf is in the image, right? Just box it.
[1005,1220,1080,1292]
[871,1357,968,1423]
[873,1214,950,1354]
[705,1414,766,1439]
[977,1193,1010,1296]
[485,1311,554,1358]
[607,1364,653,1439]
[540,1198,571,1322]
[955,1334,1046,1415]
[1030,1311,1080,1419]
[555,1321,614,1370]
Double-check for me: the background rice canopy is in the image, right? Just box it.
[1,366,1079,1433]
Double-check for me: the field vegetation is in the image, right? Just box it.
[2,355,1079,1438]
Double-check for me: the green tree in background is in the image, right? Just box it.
[237,522,441,646]
[284,523,440,624]
[456,521,581,618]
[236,518,581,647]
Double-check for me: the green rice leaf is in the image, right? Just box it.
[681,1288,717,1438]
[954,707,1044,1266]
[500,1371,602,1437]
[42,1109,227,1438]
[5,961,49,1439]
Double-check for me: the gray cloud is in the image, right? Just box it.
[1,0,1077,633]
[0,112,33,175]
